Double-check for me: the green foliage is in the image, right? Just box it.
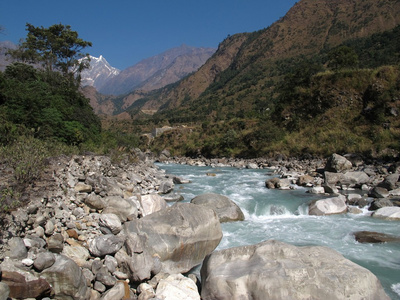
[1,135,49,184]
[328,46,359,70]
[8,23,92,81]
[0,62,101,146]
[0,187,21,213]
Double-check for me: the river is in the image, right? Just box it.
[157,162,400,299]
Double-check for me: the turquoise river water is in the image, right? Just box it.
[157,162,400,299]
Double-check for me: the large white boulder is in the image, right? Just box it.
[123,203,222,274]
[308,195,347,216]
[139,193,168,217]
[155,274,200,300]
[200,240,390,300]
[190,193,244,222]
[372,206,400,220]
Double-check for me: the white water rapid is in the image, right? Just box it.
[157,163,400,299]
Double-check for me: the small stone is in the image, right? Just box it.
[309,186,325,194]
[113,271,129,280]
[369,187,389,198]
[66,229,79,239]
[45,220,55,236]
[74,182,93,193]
[47,233,64,253]
[94,281,106,292]
[21,258,34,267]
[34,252,56,271]
[7,237,27,259]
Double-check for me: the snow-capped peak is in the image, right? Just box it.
[80,55,120,89]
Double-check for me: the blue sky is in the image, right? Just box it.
[1,0,298,70]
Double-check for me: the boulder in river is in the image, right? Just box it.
[372,207,400,220]
[123,203,222,274]
[200,240,390,300]
[190,193,245,222]
[353,231,400,243]
[308,195,347,216]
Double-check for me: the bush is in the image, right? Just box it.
[1,135,49,184]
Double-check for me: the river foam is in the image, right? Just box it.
[157,162,400,299]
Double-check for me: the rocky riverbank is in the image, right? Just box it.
[162,152,400,219]
[0,150,398,299]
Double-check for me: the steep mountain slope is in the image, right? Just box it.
[98,44,215,95]
[128,0,400,117]
[80,55,120,89]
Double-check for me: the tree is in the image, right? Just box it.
[328,46,359,70]
[8,23,92,82]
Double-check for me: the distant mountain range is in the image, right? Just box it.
[92,44,215,95]
[80,44,215,115]
[0,41,215,99]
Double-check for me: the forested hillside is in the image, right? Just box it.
[122,0,400,158]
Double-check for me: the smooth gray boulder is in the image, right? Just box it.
[89,234,124,257]
[372,207,400,220]
[159,179,174,194]
[84,192,106,210]
[124,203,222,274]
[163,192,185,203]
[99,213,122,234]
[378,173,399,191]
[190,193,244,222]
[200,240,390,300]
[342,171,370,187]
[325,153,353,172]
[139,193,168,217]
[33,252,56,271]
[155,273,201,300]
[370,186,390,198]
[353,231,400,243]
[62,244,90,267]
[40,254,89,300]
[308,195,347,216]
[6,237,27,259]
[102,196,138,221]
[115,233,161,282]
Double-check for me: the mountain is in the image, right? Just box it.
[127,0,400,117]
[80,55,120,89]
[120,0,400,158]
[98,44,216,95]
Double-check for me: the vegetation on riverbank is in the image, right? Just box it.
[135,26,400,158]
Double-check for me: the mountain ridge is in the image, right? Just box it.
[97,44,215,95]
[125,0,400,117]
